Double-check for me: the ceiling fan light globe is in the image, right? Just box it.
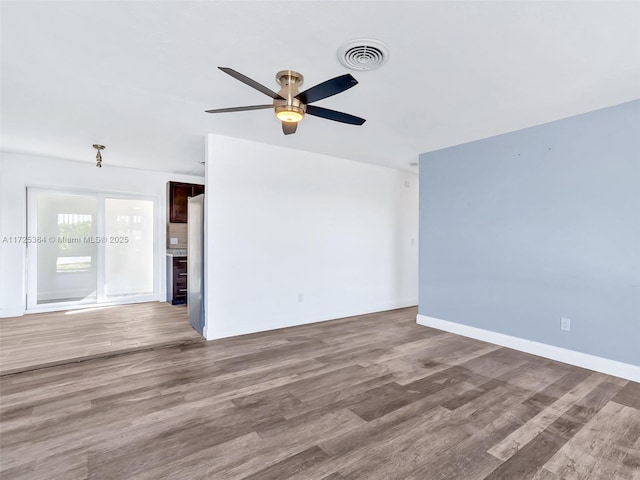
[276,110,303,123]
[275,105,305,123]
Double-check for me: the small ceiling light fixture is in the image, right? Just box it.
[93,144,105,168]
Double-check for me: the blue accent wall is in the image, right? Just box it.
[419,100,640,366]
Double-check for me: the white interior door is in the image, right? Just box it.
[27,188,156,311]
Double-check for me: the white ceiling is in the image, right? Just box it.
[1,1,639,175]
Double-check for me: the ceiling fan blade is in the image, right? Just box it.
[305,105,366,125]
[218,67,283,100]
[205,105,273,114]
[296,74,358,104]
[282,121,297,135]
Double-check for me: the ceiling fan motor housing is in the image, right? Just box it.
[274,70,306,121]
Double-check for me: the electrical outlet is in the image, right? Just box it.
[297,293,304,303]
[170,237,178,245]
[561,317,571,332]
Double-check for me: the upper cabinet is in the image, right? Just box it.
[168,181,205,223]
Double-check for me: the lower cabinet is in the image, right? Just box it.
[167,256,188,304]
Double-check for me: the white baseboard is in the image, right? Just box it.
[372,298,418,313]
[416,314,640,383]
[204,301,419,341]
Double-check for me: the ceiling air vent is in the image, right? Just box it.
[337,39,389,71]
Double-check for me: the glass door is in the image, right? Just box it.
[27,188,156,311]
[104,197,154,300]
[27,190,98,307]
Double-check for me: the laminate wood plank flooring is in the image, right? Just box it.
[1,306,638,479]
[0,302,202,375]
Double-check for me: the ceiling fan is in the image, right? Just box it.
[206,67,366,135]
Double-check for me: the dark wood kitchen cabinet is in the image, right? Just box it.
[168,182,205,223]
[169,256,188,304]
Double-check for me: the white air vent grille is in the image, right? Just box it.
[338,39,389,71]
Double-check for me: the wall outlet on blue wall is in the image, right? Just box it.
[561,317,571,332]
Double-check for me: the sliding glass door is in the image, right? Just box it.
[104,197,154,299]
[30,191,98,306]
[27,188,156,310]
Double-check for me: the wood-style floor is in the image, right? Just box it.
[0,302,202,375]
[1,307,639,479]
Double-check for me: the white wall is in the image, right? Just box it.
[0,151,204,317]
[204,135,418,340]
